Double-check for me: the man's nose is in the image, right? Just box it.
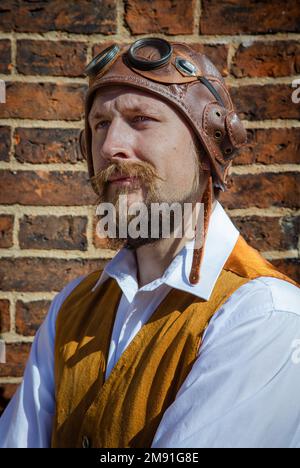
[100,118,137,163]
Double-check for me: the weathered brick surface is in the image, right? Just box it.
[230,85,300,121]
[235,129,300,165]
[0,171,97,206]
[232,215,300,252]
[271,259,300,284]
[16,40,88,77]
[231,41,300,78]
[14,128,84,164]
[0,343,31,377]
[0,126,11,162]
[0,384,18,416]
[16,300,51,336]
[220,173,300,210]
[0,82,86,120]
[19,215,88,250]
[0,39,11,73]
[189,43,229,77]
[0,215,13,248]
[0,299,10,333]
[0,258,106,292]
[200,0,300,34]
[0,0,117,34]
[124,0,196,35]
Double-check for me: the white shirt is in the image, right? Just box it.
[0,201,300,448]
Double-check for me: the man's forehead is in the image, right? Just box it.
[89,85,167,116]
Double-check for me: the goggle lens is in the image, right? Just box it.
[127,37,173,71]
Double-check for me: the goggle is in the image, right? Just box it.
[84,37,225,108]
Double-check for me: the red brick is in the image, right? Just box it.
[0,215,13,248]
[200,0,300,35]
[0,126,11,162]
[0,0,117,34]
[0,299,10,333]
[0,82,86,120]
[0,342,31,378]
[220,173,300,210]
[0,258,107,292]
[231,41,300,78]
[230,84,300,121]
[0,384,19,416]
[232,215,300,252]
[19,215,88,250]
[14,128,84,164]
[189,43,229,77]
[124,0,196,35]
[0,39,11,74]
[16,300,50,336]
[235,129,300,165]
[17,40,88,77]
[271,259,300,284]
[0,170,97,206]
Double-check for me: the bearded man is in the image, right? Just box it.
[0,38,299,449]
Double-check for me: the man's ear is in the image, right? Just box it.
[79,129,87,159]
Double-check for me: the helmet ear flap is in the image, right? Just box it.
[225,111,247,150]
[79,129,87,159]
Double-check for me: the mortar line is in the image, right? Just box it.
[0,205,299,217]
[0,291,57,300]
[1,31,300,43]
[1,118,299,129]
[1,73,299,86]
[194,0,202,35]
[0,377,23,384]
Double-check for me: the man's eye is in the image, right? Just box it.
[95,120,109,129]
[132,115,152,123]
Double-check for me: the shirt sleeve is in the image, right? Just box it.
[0,276,85,448]
[151,277,300,448]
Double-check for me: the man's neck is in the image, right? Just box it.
[135,198,217,288]
[135,235,188,288]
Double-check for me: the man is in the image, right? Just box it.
[0,38,299,448]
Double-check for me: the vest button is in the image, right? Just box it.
[82,435,91,448]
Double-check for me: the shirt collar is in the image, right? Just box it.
[91,201,239,302]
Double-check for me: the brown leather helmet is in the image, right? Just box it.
[80,38,247,284]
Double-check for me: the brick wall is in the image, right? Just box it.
[0,0,299,415]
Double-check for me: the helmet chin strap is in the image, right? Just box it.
[189,174,213,285]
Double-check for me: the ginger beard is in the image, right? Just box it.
[90,145,204,251]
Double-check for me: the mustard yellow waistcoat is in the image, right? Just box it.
[51,236,299,448]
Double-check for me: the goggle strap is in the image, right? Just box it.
[197,77,225,108]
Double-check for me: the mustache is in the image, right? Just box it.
[89,160,165,196]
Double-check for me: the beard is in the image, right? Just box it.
[90,159,200,251]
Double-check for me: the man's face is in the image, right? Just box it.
[88,85,208,248]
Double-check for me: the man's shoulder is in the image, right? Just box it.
[254,276,300,316]
[231,275,300,316]
[202,275,300,349]
[217,275,300,331]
